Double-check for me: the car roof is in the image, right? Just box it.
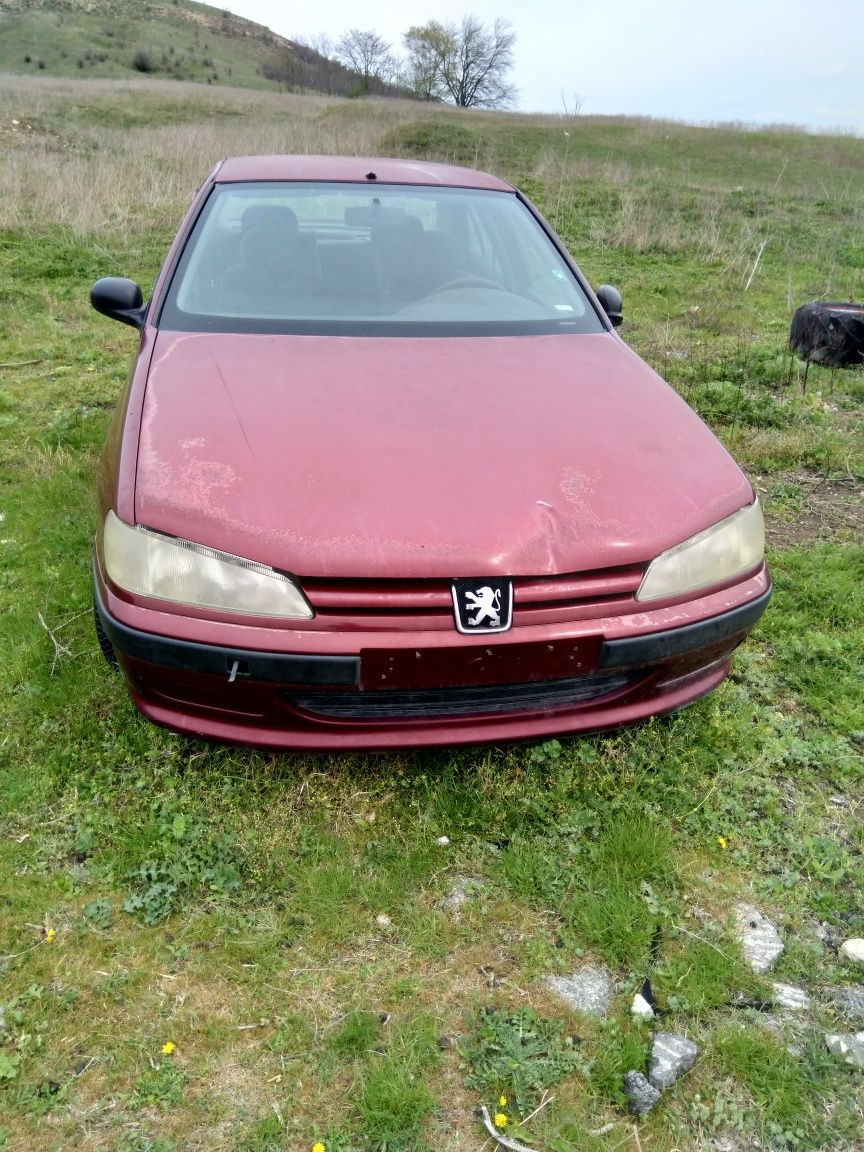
[213,154,514,191]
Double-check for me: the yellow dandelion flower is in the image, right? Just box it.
[494,1113,508,1129]
[717,835,728,850]
[499,1095,508,1108]
[312,1143,326,1152]
[161,1041,176,1055]
[45,927,56,943]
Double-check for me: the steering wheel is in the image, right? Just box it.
[428,275,505,294]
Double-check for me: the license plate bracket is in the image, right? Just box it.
[360,637,601,691]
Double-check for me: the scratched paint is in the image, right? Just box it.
[133,329,753,579]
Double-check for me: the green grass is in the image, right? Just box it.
[1,79,863,1151]
[711,1025,858,1146]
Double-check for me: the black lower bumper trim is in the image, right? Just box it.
[598,586,771,670]
[287,671,635,720]
[93,574,359,687]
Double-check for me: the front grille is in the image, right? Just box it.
[300,566,644,630]
[285,671,635,720]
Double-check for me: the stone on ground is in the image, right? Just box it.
[771,982,811,1012]
[545,965,613,1017]
[839,939,864,968]
[631,991,655,1019]
[439,875,483,914]
[734,904,784,973]
[830,985,864,1022]
[824,1031,864,1068]
[624,1070,662,1116]
[648,1032,699,1091]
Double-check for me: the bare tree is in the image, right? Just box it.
[561,90,583,122]
[307,32,335,60]
[404,16,516,108]
[334,28,396,92]
[263,46,301,92]
[292,32,336,94]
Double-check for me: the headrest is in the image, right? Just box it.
[241,204,299,237]
[239,226,298,265]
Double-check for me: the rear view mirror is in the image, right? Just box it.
[91,277,147,329]
[596,284,623,327]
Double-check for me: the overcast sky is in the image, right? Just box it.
[222,0,863,133]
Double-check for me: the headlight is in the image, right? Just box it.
[636,500,764,602]
[102,511,313,618]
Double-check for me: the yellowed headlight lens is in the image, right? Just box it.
[103,511,313,618]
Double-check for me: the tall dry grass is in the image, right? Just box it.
[1,74,861,293]
[0,76,439,233]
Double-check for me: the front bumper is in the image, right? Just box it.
[94,562,771,750]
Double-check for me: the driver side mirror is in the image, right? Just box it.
[596,284,623,327]
[90,277,147,329]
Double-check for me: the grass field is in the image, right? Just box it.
[0,77,862,1151]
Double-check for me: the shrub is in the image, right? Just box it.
[131,50,154,73]
[382,121,478,165]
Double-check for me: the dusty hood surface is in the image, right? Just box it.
[134,331,752,578]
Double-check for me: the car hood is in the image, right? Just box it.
[135,331,752,578]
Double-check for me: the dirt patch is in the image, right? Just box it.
[0,115,46,147]
[755,470,863,549]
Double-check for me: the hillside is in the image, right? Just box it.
[0,0,389,95]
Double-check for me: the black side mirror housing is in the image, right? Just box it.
[596,284,623,327]
[90,277,147,329]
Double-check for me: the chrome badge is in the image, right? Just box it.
[451,578,513,634]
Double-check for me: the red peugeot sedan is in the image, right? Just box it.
[91,155,770,749]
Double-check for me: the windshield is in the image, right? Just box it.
[159,181,604,336]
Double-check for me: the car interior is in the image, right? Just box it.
[169,184,592,325]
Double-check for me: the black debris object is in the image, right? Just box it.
[640,977,658,1011]
[789,301,864,367]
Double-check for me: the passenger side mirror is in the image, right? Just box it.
[90,277,147,329]
[596,284,623,327]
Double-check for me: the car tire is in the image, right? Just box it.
[93,599,118,666]
[789,301,864,366]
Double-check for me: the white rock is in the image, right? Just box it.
[631,992,655,1019]
[546,966,614,1017]
[771,982,811,1012]
[824,1031,864,1068]
[436,836,450,845]
[734,904,784,973]
[831,985,864,1022]
[375,913,391,927]
[840,939,864,968]
[439,875,483,914]
[648,1032,699,1090]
